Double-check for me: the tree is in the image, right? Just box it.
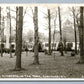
[53,19,56,59]
[41,8,57,55]
[63,36,67,53]
[15,7,23,70]
[58,6,64,56]
[48,9,51,55]
[6,7,13,58]
[0,7,5,57]
[72,7,77,54]
[58,6,62,41]
[14,7,28,56]
[9,7,12,58]
[0,7,3,57]
[78,7,84,63]
[69,7,80,54]
[14,7,18,56]
[33,7,39,64]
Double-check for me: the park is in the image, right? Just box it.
[0,4,83,79]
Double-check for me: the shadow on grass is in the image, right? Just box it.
[29,63,45,66]
[76,61,84,64]
[9,68,27,71]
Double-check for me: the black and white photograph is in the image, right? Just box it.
[0,4,83,80]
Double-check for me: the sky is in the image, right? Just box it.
[22,5,74,36]
[0,4,80,37]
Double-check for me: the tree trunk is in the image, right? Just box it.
[74,17,77,54]
[15,7,18,56]
[63,37,67,53]
[73,7,77,54]
[53,19,56,59]
[48,9,51,55]
[58,7,62,41]
[0,7,3,57]
[1,16,5,57]
[58,7,64,56]
[9,7,12,58]
[15,7,23,70]
[78,7,84,63]
[33,7,39,64]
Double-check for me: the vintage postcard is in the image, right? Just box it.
[0,4,83,80]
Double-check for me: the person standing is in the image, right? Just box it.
[58,41,64,56]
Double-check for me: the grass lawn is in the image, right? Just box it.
[0,51,84,79]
